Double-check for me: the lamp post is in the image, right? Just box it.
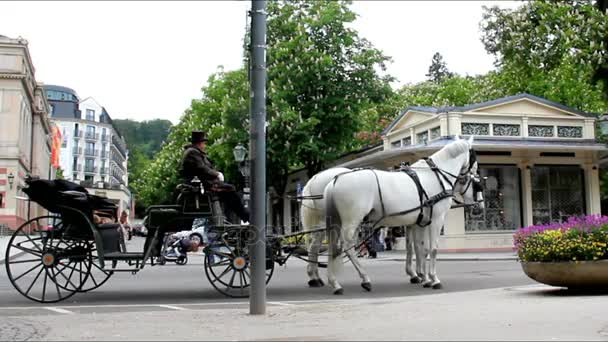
[600,114,608,136]
[233,143,250,209]
[7,172,14,190]
[249,0,267,315]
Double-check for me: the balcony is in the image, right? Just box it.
[85,132,99,140]
[73,130,83,139]
[72,147,82,155]
[84,166,97,174]
[101,134,109,142]
[84,149,99,157]
[72,164,82,172]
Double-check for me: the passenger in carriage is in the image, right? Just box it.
[179,131,250,224]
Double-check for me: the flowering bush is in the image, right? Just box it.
[514,215,608,262]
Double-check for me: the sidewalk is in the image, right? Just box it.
[5,284,607,341]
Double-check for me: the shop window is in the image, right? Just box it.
[465,165,521,232]
[416,131,428,144]
[531,166,585,224]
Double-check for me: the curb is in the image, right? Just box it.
[374,256,518,262]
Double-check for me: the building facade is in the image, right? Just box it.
[45,85,132,216]
[283,93,608,251]
[0,35,53,230]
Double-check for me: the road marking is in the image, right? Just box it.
[158,305,188,311]
[268,301,293,306]
[44,307,74,314]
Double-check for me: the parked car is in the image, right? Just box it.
[131,217,148,237]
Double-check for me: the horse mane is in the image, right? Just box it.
[442,139,470,158]
[411,139,469,167]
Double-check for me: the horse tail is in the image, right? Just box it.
[300,180,318,250]
[325,180,343,276]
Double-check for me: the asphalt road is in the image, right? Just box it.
[0,237,535,316]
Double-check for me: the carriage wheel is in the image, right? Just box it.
[5,216,93,303]
[63,246,113,293]
[204,229,274,298]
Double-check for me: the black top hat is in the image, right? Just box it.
[191,131,208,144]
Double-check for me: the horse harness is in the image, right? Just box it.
[331,150,480,229]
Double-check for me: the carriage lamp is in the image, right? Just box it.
[600,114,608,136]
[7,172,14,189]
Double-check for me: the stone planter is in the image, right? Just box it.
[521,259,608,289]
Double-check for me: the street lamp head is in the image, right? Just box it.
[233,143,247,162]
[7,172,14,189]
[600,114,608,136]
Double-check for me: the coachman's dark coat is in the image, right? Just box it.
[179,144,220,187]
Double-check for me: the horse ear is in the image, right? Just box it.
[468,135,474,145]
[454,135,460,141]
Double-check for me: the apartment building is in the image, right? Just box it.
[45,85,131,215]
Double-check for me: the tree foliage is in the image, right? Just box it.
[480,0,608,112]
[265,0,394,178]
[426,52,453,83]
[134,0,396,210]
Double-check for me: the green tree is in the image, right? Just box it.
[134,0,396,222]
[426,52,453,83]
[264,0,394,180]
[480,0,608,112]
[54,167,64,180]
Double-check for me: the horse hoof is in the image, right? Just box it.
[432,283,443,290]
[422,282,432,288]
[361,282,372,292]
[308,279,324,288]
[333,288,344,295]
[410,277,422,284]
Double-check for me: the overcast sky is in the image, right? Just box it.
[0,1,523,124]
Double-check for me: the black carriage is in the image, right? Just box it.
[4,176,284,303]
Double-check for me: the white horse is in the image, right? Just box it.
[300,167,352,288]
[301,137,483,290]
[404,158,483,288]
[323,136,480,294]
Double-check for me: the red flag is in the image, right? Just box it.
[51,125,62,169]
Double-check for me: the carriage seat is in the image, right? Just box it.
[96,223,122,254]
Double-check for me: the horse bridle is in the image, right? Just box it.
[423,149,483,207]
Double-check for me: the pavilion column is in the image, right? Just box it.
[583,163,601,215]
[518,161,533,227]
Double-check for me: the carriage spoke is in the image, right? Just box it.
[209,258,231,267]
[50,268,62,299]
[212,264,234,283]
[13,262,44,282]
[18,231,45,253]
[58,262,89,277]
[8,258,40,265]
[56,264,79,291]
[11,244,42,257]
[226,270,237,291]
[241,270,249,288]
[89,270,99,287]
[25,267,45,296]
[41,268,49,302]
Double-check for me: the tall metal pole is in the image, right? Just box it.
[249,0,267,315]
